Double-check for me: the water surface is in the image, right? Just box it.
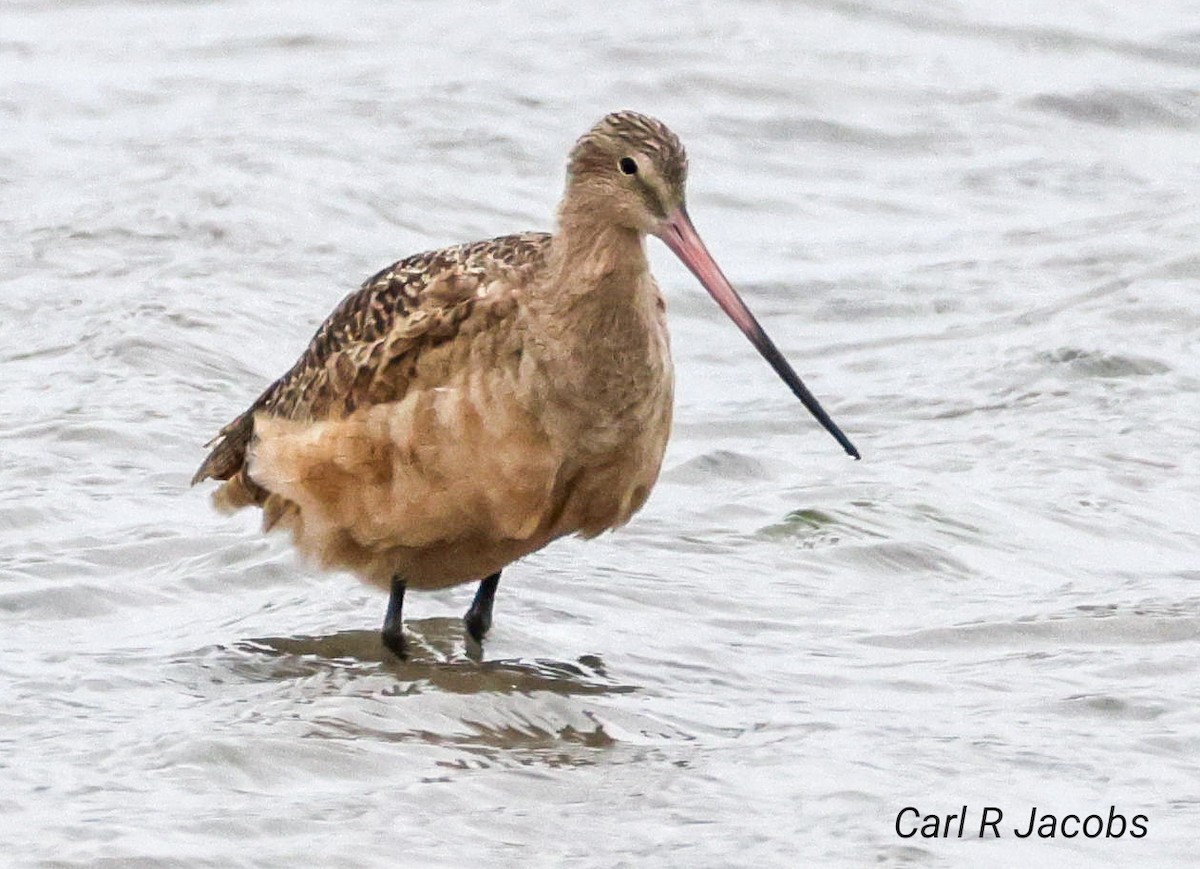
[2,1,1199,866]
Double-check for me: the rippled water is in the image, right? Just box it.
[3,1,1199,866]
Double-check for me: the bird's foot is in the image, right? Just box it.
[382,575,407,658]
[463,607,492,644]
[463,572,501,644]
[381,626,406,658]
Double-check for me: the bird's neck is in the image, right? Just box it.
[524,209,669,415]
[548,205,649,300]
[526,205,656,332]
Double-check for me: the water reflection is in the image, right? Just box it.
[172,623,645,769]
[229,619,637,698]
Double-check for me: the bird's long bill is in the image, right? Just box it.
[654,206,860,460]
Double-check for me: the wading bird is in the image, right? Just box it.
[193,111,858,656]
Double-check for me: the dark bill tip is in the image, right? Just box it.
[654,206,860,460]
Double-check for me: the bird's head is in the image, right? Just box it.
[562,111,859,460]
[564,110,689,235]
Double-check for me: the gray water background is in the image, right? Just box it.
[2,1,1199,866]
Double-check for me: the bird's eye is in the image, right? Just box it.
[618,156,639,175]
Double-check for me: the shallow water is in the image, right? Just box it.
[2,1,1199,866]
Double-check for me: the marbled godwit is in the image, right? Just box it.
[193,111,858,656]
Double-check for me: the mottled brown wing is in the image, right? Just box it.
[191,232,551,487]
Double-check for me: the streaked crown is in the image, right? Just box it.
[561,111,690,232]
[568,111,688,192]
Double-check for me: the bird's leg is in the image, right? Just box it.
[381,576,407,657]
[464,571,501,643]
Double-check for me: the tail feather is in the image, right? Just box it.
[197,412,299,528]
[192,411,255,485]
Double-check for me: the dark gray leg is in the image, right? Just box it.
[464,571,501,643]
[381,576,407,657]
